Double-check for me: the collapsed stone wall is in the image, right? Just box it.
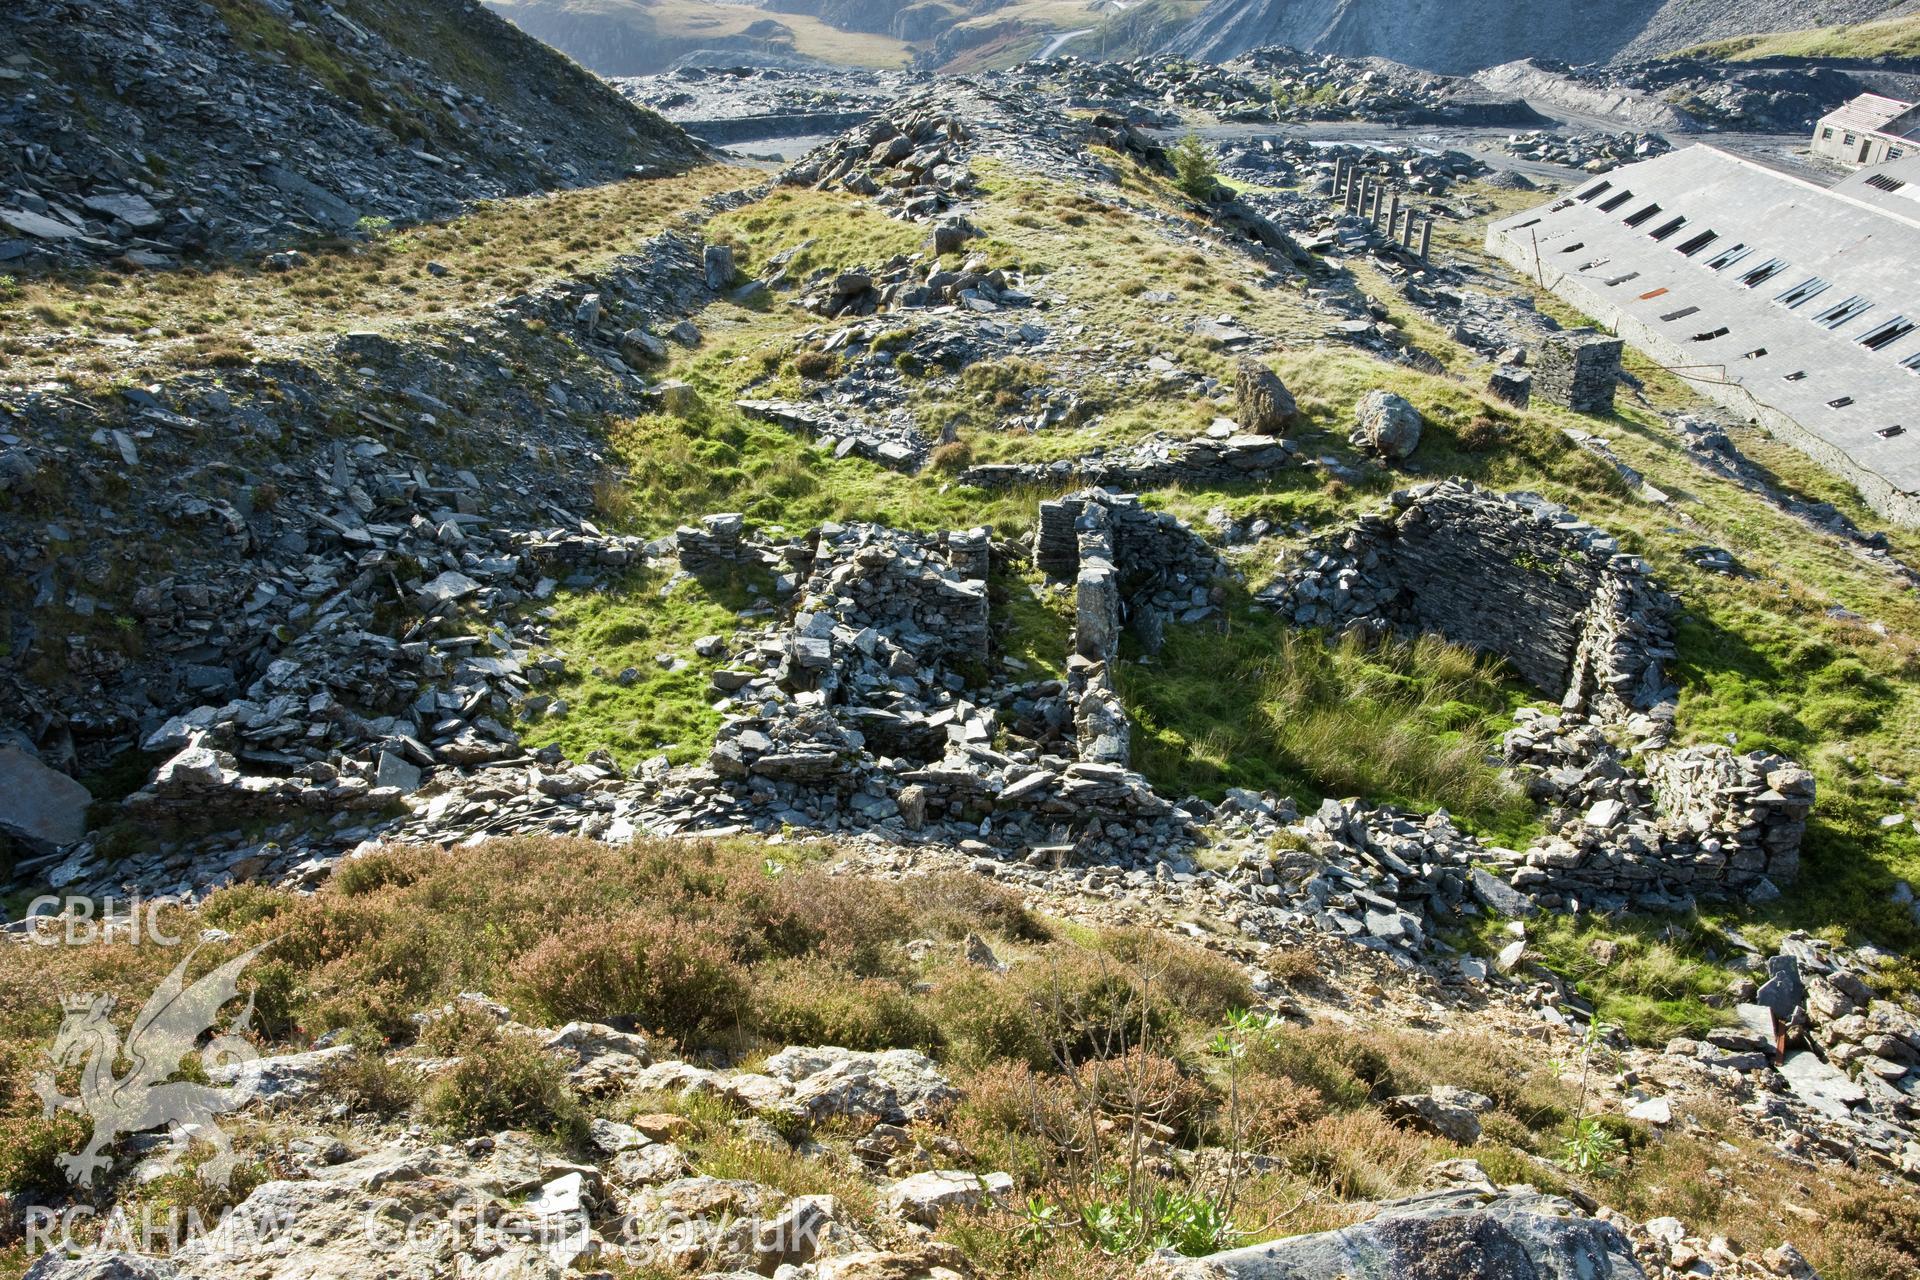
[1504,711,1814,903]
[1258,481,1811,902]
[962,433,1295,494]
[695,518,1190,864]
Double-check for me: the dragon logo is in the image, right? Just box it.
[33,941,274,1188]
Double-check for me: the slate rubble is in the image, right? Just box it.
[0,0,699,268]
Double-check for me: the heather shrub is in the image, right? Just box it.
[420,1019,584,1141]
[313,1048,420,1117]
[1094,927,1254,1023]
[752,959,941,1051]
[936,947,1173,1069]
[1224,1072,1324,1153]
[947,1060,1084,1183]
[1076,1048,1215,1143]
[510,910,750,1042]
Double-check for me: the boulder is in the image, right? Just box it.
[1161,1186,1645,1278]
[1385,1086,1492,1145]
[0,746,92,851]
[885,1168,1014,1225]
[1349,390,1422,460]
[1233,358,1296,434]
[816,1245,973,1280]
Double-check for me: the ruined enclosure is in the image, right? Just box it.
[1261,482,1811,901]
[1259,481,1675,721]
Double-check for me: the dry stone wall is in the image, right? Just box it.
[961,432,1295,493]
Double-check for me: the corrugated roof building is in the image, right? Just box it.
[1487,145,1920,526]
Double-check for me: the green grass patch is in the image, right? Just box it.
[517,567,757,767]
[1466,913,1737,1044]
[1117,592,1537,842]
[1676,15,1920,61]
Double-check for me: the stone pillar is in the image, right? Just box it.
[1536,331,1626,414]
[1073,504,1120,663]
[1035,499,1083,579]
[1402,211,1417,249]
[1388,192,1401,235]
[677,512,746,583]
[1346,176,1361,213]
[1419,219,1432,259]
[946,526,990,583]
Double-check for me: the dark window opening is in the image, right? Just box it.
[1860,318,1916,351]
[1578,181,1613,201]
[1879,425,1907,439]
[1675,229,1719,256]
[1902,352,1920,373]
[1623,203,1662,228]
[1598,190,1635,213]
[1661,305,1701,322]
[1775,277,1830,309]
[1513,217,1542,230]
[1692,327,1730,342]
[1605,271,1641,287]
[1866,174,1907,193]
[1742,259,1788,288]
[1814,296,1874,329]
[1785,371,1808,381]
[1559,241,1586,253]
[1743,348,1767,359]
[1649,216,1688,241]
[1828,396,1855,409]
[1705,244,1751,270]
[1550,199,1575,213]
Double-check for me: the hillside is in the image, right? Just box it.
[484,0,918,73]
[1163,0,1920,72]
[6,20,1920,1280]
[1678,12,1920,61]
[0,0,701,267]
[484,0,1149,73]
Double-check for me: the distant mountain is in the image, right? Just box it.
[1162,0,1920,72]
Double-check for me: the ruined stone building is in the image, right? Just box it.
[1487,145,1920,526]
[1811,92,1920,168]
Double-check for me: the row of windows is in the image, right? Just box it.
[1568,178,1920,372]
[1817,125,1908,160]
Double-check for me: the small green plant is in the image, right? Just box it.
[356,215,394,236]
[0,274,18,301]
[1563,1115,1626,1177]
[1558,1017,1624,1178]
[1168,134,1219,202]
[1016,1194,1067,1252]
[1080,1185,1240,1256]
